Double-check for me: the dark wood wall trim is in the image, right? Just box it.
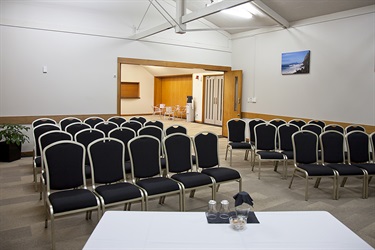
[0,114,117,125]
[242,112,375,134]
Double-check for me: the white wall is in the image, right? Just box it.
[232,7,375,126]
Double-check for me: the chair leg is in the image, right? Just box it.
[341,177,348,187]
[216,184,220,192]
[189,189,195,198]
[288,170,296,188]
[225,146,229,160]
[305,176,309,201]
[314,178,321,188]
[258,160,261,180]
[274,161,279,172]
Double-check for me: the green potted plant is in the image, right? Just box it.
[0,124,30,162]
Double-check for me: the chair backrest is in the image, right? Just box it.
[320,131,345,164]
[33,124,61,157]
[227,119,246,143]
[278,123,299,151]
[39,130,73,158]
[129,116,147,125]
[289,119,306,128]
[345,125,366,134]
[59,117,81,131]
[292,130,319,165]
[269,119,287,128]
[128,135,162,179]
[65,122,91,137]
[370,132,375,162]
[32,118,56,129]
[248,119,266,143]
[346,131,370,163]
[308,120,326,129]
[75,128,106,164]
[324,124,344,133]
[94,121,118,136]
[164,133,193,173]
[84,116,105,128]
[88,138,125,186]
[107,116,126,127]
[108,127,136,161]
[254,123,278,151]
[144,120,164,130]
[165,125,187,136]
[193,132,219,169]
[301,123,322,136]
[43,140,86,191]
[138,126,163,142]
[121,121,143,133]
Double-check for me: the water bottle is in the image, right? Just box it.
[219,200,230,219]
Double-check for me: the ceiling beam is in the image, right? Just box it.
[129,22,172,40]
[252,0,289,28]
[181,0,252,24]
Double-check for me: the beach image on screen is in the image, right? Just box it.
[281,50,310,75]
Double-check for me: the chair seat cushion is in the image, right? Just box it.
[202,167,241,183]
[172,172,213,189]
[49,189,98,213]
[95,182,142,204]
[298,164,335,176]
[281,150,294,159]
[229,142,252,150]
[257,151,285,160]
[352,163,375,174]
[136,177,180,196]
[326,164,365,175]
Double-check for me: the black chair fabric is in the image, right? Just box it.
[84,117,105,128]
[165,125,187,135]
[94,121,118,136]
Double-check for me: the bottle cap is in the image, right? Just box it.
[208,200,216,205]
[221,200,229,205]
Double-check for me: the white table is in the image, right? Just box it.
[83,211,373,250]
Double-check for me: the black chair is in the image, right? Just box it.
[84,116,105,128]
[302,123,322,136]
[138,125,166,169]
[345,125,366,134]
[108,116,126,127]
[324,124,344,133]
[121,121,143,133]
[320,131,367,199]
[144,120,164,130]
[252,123,287,179]
[289,119,306,128]
[94,121,118,136]
[269,118,287,128]
[59,117,81,131]
[308,120,326,129]
[32,118,57,129]
[75,128,106,179]
[248,118,266,162]
[165,124,187,136]
[225,119,252,167]
[38,130,73,201]
[346,131,375,198]
[32,123,61,191]
[163,133,215,211]
[88,138,144,213]
[65,122,91,137]
[129,116,147,125]
[371,132,375,162]
[108,127,137,175]
[43,140,100,250]
[289,130,337,201]
[193,132,242,192]
[128,135,183,211]
[278,123,300,178]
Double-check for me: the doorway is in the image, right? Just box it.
[204,75,224,126]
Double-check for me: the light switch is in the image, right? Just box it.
[43,66,48,73]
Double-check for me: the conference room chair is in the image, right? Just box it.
[138,125,166,170]
[288,119,306,129]
[163,106,175,120]
[302,123,323,155]
[225,119,252,167]
[144,120,164,130]
[269,118,287,128]
[165,124,187,136]
[43,140,100,250]
[324,124,345,133]
[289,130,337,201]
[252,123,287,179]
[94,121,118,136]
[278,123,300,178]
[129,116,147,125]
[174,104,186,119]
[346,131,375,198]
[121,120,143,133]
[84,116,105,128]
[88,138,144,214]
[107,116,126,127]
[345,124,366,134]
[371,132,375,162]
[193,131,242,193]
[108,127,137,176]
[151,105,163,118]
[32,118,57,129]
[38,130,73,201]
[128,135,183,211]
[320,131,367,199]
[163,133,215,211]
[65,122,91,137]
[75,128,106,179]
[308,120,326,129]
[59,117,81,131]
[248,118,266,162]
[32,123,60,191]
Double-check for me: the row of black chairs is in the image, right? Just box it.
[42,131,241,249]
